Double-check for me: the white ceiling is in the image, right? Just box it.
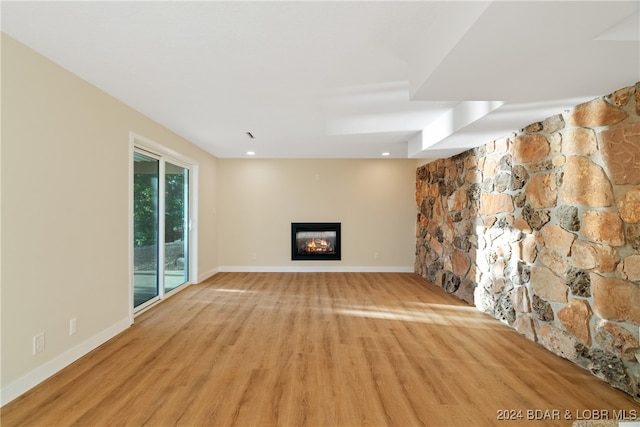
[2,1,639,159]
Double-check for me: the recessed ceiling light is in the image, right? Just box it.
[246,151,256,156]
[381,152,391,156]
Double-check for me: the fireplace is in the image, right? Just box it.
[291,222,341,261]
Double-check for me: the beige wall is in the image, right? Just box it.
[1,34,218,397]
[1,33,418,403]
[217,159,417,270]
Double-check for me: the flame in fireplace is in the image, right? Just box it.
[304,238,331,253]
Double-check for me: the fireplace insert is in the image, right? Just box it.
[291,222,341,261]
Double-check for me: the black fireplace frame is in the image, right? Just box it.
[291,222,341,261]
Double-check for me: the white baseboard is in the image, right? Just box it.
[218,266,415,273]
[1,317,131,406]
[197,267,219,283]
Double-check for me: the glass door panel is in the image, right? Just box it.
[164,162,189,292]
[133,152,160,308]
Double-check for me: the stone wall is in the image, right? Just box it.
[415,83,640,399]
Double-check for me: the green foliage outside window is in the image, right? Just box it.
[134,174,158,248]
[165,173,186,243]
[134,172,186,248]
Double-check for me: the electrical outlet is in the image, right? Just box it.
[373,251,380,260]
[251,252,257,260]
[69,318,77,335]
[33,333,45,355]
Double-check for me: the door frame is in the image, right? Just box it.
[128,132,199,323]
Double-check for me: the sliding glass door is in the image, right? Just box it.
[164,162,189,292]
[133,152,160,308]
[133,150,191,312]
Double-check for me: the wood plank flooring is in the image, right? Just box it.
[2,272,638,426]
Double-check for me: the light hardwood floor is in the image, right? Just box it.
[2,272,638,426]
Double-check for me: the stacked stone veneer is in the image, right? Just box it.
[415,83,640,399]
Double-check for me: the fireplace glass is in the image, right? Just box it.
[291,222,341,261]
